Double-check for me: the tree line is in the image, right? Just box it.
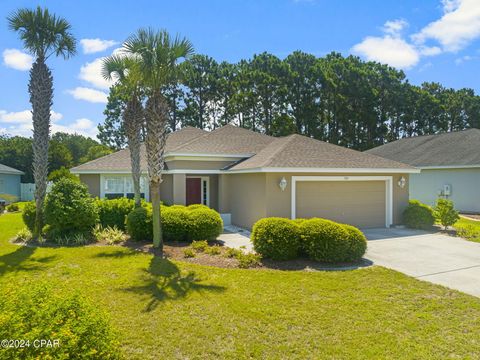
[99,51,480,151]
[0,132,112,182]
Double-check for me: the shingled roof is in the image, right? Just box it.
[229,134,415,170]
[0,163,24,175]
[366,129,480,167]
[72,124,416,173]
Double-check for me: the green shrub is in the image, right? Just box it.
[403,200,435,229]
[0,283,121,360]
[47,166,79,183]
[191,240,209,252]
[225,247,242,258]
[187,208,223,241]
[183,248,196,258]
[22,201,37,232]
[205,245,222,255]
[96,198,136,230]
[187,204,210,211]
[291,218,306,226]
[162,206,190,241]
[236,252,262,268]
[455,223,480,242]
[251,218,301,260]
[341,224,368,261]
[126,207,152,241]
[52,232,91,246]
[93,225,127,245]
[14,227,32,243]
[300,218,352,263]
[6,203,19,212]
[44,178,98,237]
[434,198,460,229]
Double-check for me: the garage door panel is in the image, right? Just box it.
[296,181,386,228]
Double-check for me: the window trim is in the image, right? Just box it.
[100,174,149,201]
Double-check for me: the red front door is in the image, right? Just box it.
[186,178,201,205]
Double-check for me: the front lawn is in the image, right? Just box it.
[1,212,480,359]
[455,216,480,243]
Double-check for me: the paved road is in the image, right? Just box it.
[364,228,480,297]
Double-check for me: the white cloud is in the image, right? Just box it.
[352,34,420,69]
[79,57,114,89]
[382,19,408,36]
[2,49,33,71]
[67,87,108,103]
[412,0,480,52]
[418,46,443,56]
[0,109,62,123]
[80,38,118,54]
[455,54,474,64]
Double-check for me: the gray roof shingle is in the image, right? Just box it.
[0,163,24,175]
[366,129,480,167]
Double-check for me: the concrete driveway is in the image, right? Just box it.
[364,228,480,297]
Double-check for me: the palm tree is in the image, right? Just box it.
[102,55,144,208]
[8,7,76,237]
[124,28,194,252]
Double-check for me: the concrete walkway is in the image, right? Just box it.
[364,228,480,297]
[217,225,254,252]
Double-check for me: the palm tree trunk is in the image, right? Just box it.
[29,57,53,238]
[124,96,143,208]
[145,92,169,252]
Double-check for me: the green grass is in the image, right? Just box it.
[454,216,480,243]
[1,212,480,359]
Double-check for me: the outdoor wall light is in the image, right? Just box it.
[279,177,288,191]
[397,176,406,189]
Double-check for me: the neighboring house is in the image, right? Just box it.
[71,125,418,229]
[367,129,480,213]
[0,163,24,200]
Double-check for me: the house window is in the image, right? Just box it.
[104,176,146,199]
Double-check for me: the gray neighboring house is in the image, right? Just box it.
[71,125,418,229]
[367,129,480,213]
[0,163,24,200]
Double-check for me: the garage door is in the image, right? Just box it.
[295,180,386,228]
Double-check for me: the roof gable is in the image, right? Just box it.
[0,163,24,175]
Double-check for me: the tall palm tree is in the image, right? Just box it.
[124,28,194,252]
[102,55,144,208]
[8,7,76,237]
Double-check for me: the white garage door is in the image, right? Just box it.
[295,180,387,228]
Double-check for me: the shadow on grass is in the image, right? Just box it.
[93,249,140,259]
[123,256,226,312]
[0,246,57,276]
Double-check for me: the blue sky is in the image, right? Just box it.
[1,0,480,139]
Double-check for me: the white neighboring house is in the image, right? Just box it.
[367,129,480,213]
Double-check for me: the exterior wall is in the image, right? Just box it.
[410,168,480,213]
[223,173,267,229]
[159,174,174,205]
[79,174,100,197]
[166,160,236,170]
[0,173,21,199]
[264,172,409,226]
[172,173,186,205]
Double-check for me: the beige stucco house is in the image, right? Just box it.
[71,125,418,229]
[367,129,480,213]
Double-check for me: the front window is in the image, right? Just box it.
[104,176,146,200]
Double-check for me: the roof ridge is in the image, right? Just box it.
[168,127,212,152]
[261,134,299,167]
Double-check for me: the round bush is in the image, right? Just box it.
[251,218,301,260]
[22,201,36,232]
[126,207,152,241]
[403,200,435,229]
[187,204,210,211]
[162,206,190,241]
[342,224,367,261]
[44,178,98,236]
[300,218,351,263]
[96,198,135,230]
[187,207,223,241]
[6,203,19,212]
[0,282,121,359]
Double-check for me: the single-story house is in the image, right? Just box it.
[71,125,418,229]
[0,163,24,200]
[367,128,480,213]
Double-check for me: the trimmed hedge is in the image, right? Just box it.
[96,198,136,230]
[251,218,301,260]
[403,200,435,229]
[126,207,153,241]
[342,224,368,262]
[187,207,223,241]
[125,204,223,242]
